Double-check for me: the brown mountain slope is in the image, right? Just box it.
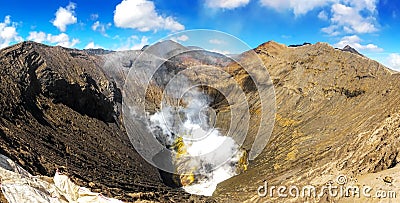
[213,41,400,202]
[1,40,399,203]
[0,41,212,202]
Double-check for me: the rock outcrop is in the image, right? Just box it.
[341,45,364,57]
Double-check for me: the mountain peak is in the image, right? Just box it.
[258,40,287,49]
[254,40,287,56]
[342,45,363,56]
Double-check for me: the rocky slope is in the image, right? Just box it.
[1,40,400,203]
[213,41,400,202]
[0,41,212,202]
[101,40,400,202]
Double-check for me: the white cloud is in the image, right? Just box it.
[259,0,378,17]
[322,3,378,35]
[259,0,290,11]
[334,35,383,52]
[209,39,225,45]
[131,36,149,50]
[177,35,189,42]
[1,26,18,40]
[387,53,400,71]
[350,0,377,13]
[0,15,22,48]
[84,41,103,49]
[259,0,379,35]
[259,0,333,16]
[91,21,111,35]
[91,21,100,31]
[208,49,231,55]
[170,34,189,42]
[318,10,328,20]
[47,33,79,48]
[4,16,10,24]
[303,1,332,15]
[52,2,77,32]
[114,0,184,32]
[27,31,47,43]
[117,35,149,50]
[27,31,79,48]
[321,25,341,36]
[205,0,250,9]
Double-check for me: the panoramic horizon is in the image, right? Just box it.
[1,1,400,202]
[0,0,399,70]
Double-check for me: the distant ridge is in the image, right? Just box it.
[83,48,114,55]
[288,42,312,47]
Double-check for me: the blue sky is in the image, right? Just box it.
[0,0,399,70]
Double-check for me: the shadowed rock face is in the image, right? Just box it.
[0,41,213,202]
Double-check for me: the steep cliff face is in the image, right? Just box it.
[0,42,212,202]
[213,41,400,202]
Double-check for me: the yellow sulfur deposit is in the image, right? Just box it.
[171,136,196,186]
[171,136,248,187]
[236,150,249,174]
[180,172,195,186]
[172,136,187,158]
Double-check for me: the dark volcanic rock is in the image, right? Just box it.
[0,41,213,202]
[288,42,312,47]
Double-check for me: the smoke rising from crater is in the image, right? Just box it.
[121,30,275,196]
[147,87,244,196]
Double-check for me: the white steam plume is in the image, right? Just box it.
[147,87,244,196]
